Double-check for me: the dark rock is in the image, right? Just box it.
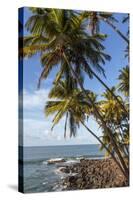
[68,175,76,183]
[59,167,70,173]
[61,158,128,190]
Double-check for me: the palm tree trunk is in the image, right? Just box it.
[120,125,129,155]
[108,124,128,158]
[78,79,129,177]
[118,127,129,157]
[64,112,68,138]
[81,120,127,178]
[63,52,129,178]
[100,16,129,44]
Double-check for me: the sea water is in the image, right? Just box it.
[19,144,104,193]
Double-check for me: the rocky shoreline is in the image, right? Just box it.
[58,158,129,190]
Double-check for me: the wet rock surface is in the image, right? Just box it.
[47,158,66,164]
[60,158,129,190]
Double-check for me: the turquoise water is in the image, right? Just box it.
[20,144,104,193]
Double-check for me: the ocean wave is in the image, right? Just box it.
[47,158,65,164]
[54,167,65,175]
[65,159,80,164]
[42,181,48,185]
[42,161,47,165]
[54,166,78,177]
[22,154,104,165]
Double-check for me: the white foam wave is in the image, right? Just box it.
[42,181,48,185]
[47,158,66,164]
[65,159,80,164]
[47,158,64,162]
[42,161,47,165]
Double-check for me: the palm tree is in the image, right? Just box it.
[22,8,129,178]
[63,55,129,178]
[118,66,129,97]
[45,80,90,137]
[45,80,127,176]
[22,8,128,115]
[99,87,129,158]
[79,11,129,44]
[101,87,127,126]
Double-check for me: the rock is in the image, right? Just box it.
[61,158,128,190]
[59,166,70,173]
[76,178,83,185]
[68,175,77,183]
[47,158,65,164]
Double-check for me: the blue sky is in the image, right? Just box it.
[21,8,128,146]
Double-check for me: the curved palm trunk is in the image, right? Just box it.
[63,52,129,178]
[81,120,127,178]
[64,112,68,138]
[120,125,129,154]
[100,16,129,44]
[78,76,129,178]
[118,128,128,157]
[89,68,128,116]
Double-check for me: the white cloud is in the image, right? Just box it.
[23,88,50,110]
[23,118,65,146]
[20,88,102,146]
[22,116,102,146]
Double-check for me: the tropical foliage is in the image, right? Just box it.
[21,8,129,179]
[118,66,129,97]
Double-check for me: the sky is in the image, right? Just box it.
[19,7,128,146]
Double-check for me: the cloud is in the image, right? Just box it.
[20,88,102,146]
[22,115,102,146]
[23,118,65,146]
[23,88,50,110]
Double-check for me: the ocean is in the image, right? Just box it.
[20,144,105,193]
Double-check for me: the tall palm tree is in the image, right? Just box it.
[22,8,128,115]
[118,66,129,97]
[45,80,127,177]
[63,55,129,178]
[99,87,129,158]
[22,8,129,178]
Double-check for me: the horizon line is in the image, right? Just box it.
[19,143,100,148]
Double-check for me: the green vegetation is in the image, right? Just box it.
[21,8,129,180]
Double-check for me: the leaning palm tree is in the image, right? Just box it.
[45,80,127,177]
[22,8,128,115]
[22,8,129,178]
[99,87,129,158]
[118,66,129,97]
[67,62,129,178]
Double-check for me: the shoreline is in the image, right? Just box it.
[56,158,129,190]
